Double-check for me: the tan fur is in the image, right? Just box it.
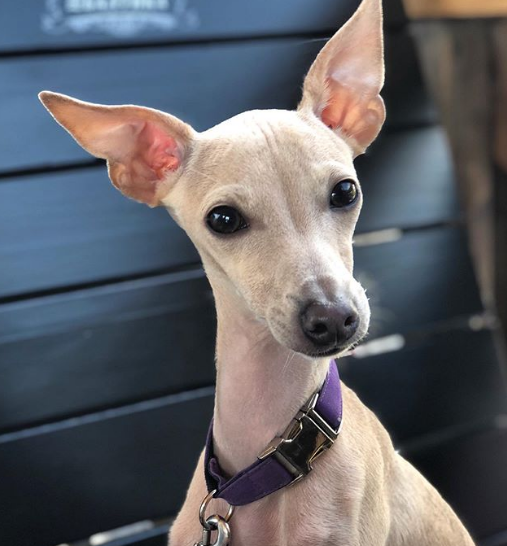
[38,0,476,544]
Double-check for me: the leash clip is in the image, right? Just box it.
[195,489,234,546]
[195,515,231,546]
[258,391,341,482]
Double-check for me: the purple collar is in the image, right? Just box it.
[204,361,343,506]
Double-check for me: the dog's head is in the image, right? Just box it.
[39,0,385,359]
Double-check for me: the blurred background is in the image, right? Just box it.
[0,0,506,545]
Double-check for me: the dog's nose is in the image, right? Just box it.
[300,302,359,349]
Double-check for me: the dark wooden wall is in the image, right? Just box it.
[0,1,506,545]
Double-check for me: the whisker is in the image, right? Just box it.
[282,350,296,376]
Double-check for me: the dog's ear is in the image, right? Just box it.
[298,0,385,156]
[39,91,195,207]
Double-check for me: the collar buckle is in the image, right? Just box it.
[258,391,342,483]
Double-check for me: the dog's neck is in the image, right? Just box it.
[210,280,329,476]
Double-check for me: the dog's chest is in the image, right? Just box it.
[226,457,361,546]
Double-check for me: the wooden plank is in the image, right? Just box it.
[341,329,506,444]
[356,126,458,233]
[0,392,214,546]
[0,167,198,298]
[0,126,449,299]
[0,271,216,432]
[0,0,409,53]
[0,337,502,546]
[0,40,319,172]
[406,425,507,539]
[353,226,483,339]
[101,524,171,546]
[402,0,507,19]
[382,33,436,129]
[0,226,483,431]
[481,532,507,546]
[0,0,359,52]
[0,268,206,338]
[0,32,431,173]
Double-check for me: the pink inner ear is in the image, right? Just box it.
[321,79,361,132]
[138,122,181,180]
[320,78,384,152]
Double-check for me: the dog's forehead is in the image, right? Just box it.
[195,109,354,174]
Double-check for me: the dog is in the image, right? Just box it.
[39,0,476,544]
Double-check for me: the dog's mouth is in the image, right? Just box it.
[304,346,349,358]
[298,342,354,359]
[295,332,366,359]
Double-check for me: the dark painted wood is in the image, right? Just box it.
[0,127,452,299]
[0,271,216,432]
[0,39,319,172]
[356,125,459,233]
[0,268,206,337]
[0,391,214,546]
[0,0,359,52]
[406,425,507,540]
[0,0,408,53]
[341,328,506,444]
[354,226,483,339]
[0,167,198,298]
[0,226,482,432]
[0,32,431,173]
[103,524,171,546]
[481,531,507,546]
[382,31,435,130]
[0,225,489,429]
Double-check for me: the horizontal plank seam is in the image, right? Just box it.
[388,314,491,346]
[481,528,507,546]
[0,261,204,305]
[0,298,214,343]
[92,522,171,546]
[0,266,206,313]
[0,317,491,436]
[0,222,465,304]
[399,415,506,454]
[0,24,407,60]
[0,123,438,181]
[356,219,463,236]
[0,158,102,181]
[0,385,215,444]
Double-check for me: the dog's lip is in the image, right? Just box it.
[296,334,366,359]
[299,344,351,359]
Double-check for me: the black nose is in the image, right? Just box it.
[300,302,359,349]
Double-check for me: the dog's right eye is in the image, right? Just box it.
[206,206,248,235]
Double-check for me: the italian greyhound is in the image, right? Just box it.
[39,0,476,544]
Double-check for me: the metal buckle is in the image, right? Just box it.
[257,391,341,483]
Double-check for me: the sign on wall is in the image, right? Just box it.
[41,0,199,37]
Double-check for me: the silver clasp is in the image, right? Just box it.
[196,515,231,546]
[257,391,341,482]
[195,490,234,546]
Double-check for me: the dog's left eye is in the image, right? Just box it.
[330,179,358,208]
[206,206,248,235]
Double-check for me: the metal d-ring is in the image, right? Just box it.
[198,489,235,530]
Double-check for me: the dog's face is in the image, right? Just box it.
[167,110,370,357]
[39,0,385,358]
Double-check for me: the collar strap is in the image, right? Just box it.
[204,361,343,506]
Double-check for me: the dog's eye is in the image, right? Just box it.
[330,180,358,208]
[206,206,248,235]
